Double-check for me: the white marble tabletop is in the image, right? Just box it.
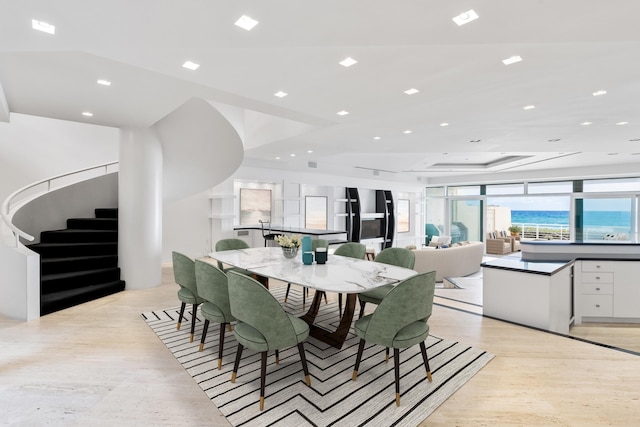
[208,247,417,293]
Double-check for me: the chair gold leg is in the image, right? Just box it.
[199,343,204,352]
[259,396,264,411]
[189,333,194,343]
[395,393,400,407]
[218,359,222,370]
[227,324,232,332]
[427,371,433,382]
[231,372,236,383]
[352,370,358,381]
[305,375,311,387]
[176,322,182,330]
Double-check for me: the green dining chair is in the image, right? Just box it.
[358,247,416,318]
[351,271,436,406]
[227,271,312,411]
[284,239,329,308]
[333,242,367,317]
[172,251,204,343]
[214,238,252,275]
[194,259,235,370]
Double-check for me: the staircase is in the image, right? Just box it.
[28,208,126,315]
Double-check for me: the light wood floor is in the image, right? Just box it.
[1,266,639,426]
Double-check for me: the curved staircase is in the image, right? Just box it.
[28,208,125,315]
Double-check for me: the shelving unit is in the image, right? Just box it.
[376,190,395,249]
[345,187,361,242]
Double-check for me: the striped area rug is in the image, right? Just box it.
[142,287,493,427]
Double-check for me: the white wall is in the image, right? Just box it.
[0,113,118,203]
[160,164,426,262]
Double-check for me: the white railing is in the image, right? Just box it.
[1,161,119,247]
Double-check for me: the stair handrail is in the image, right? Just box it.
[1,161,119,247]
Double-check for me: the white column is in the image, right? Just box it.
[118,128,162,289]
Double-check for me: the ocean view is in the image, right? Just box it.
[512,210,631,227]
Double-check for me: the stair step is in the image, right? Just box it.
[95,208,118,219]
[41,255,118,275]
[40,229,117,244]
[30,242,118,258]
[41,268,122,293]
[40,280,125,315]
[67,218,117,230]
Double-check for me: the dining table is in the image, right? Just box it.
[207,246,417,349]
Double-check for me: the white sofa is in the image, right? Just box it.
[411,241,483,282]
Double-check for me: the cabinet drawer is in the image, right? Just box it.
[580,283,614,295]
[580,272,613,284]
[581,261,616,272]
[581,295,613,317]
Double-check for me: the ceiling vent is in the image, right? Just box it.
[308,161,317,168]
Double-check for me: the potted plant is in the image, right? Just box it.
[508,225,522,236]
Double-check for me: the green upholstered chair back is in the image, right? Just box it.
[364,271,436,347]
[312,239,329,251]
[334,242,366,259]
[374,247,416,269]
[227,271,298,350]
[214,238,250,269]
[172,251,198,295]
[195,260,233,320]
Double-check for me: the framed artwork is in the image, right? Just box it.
[397,199,410,233]
[239,188,272,225]
[305,196,327,229]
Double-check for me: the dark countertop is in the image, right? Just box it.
[234,225,346,236]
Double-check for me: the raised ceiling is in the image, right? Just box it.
[1,1,639,183]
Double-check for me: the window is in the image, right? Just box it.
[485,183,524,195]
[397,199,410,233]
[583,177,640,192]
[527,181,573,194]
[305,196,327,229]
[448,186,480,196]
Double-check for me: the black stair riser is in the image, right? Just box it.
[31,242,118,258]
[42,268,122,293]
[95,208,118,219]
[40,230,117,244]
[66,218,118,230]
[41,255,118,275]
[41,281,125,315]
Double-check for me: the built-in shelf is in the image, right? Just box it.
[209,214,235,219]
[361,212,385,219]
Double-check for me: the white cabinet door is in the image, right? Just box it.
[612,262,640,318]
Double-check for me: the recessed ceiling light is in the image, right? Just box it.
[235,15,258,31]
[97,79,111,86]
[404,88,419,95]
[592,90,607,96]
[548,138,561,142]
[307,150,313,154]
[440,122,449,127]
[182,61,200,70]
[403,130,412,134]
[337,110,349,116]
[274,91,288,98]
[339,57,358,67]
[523,105,535,110]
[581,121,592,126]
[275,156,281,160]
[617,121,629,125]
[290,153,296,157]
[502,55,523,65]
[32,19,55,34]
[469,139,482,143]
[82,112,93,117]
[373,136,381,140]
[452,9,479,26]
[608,153,619,155]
